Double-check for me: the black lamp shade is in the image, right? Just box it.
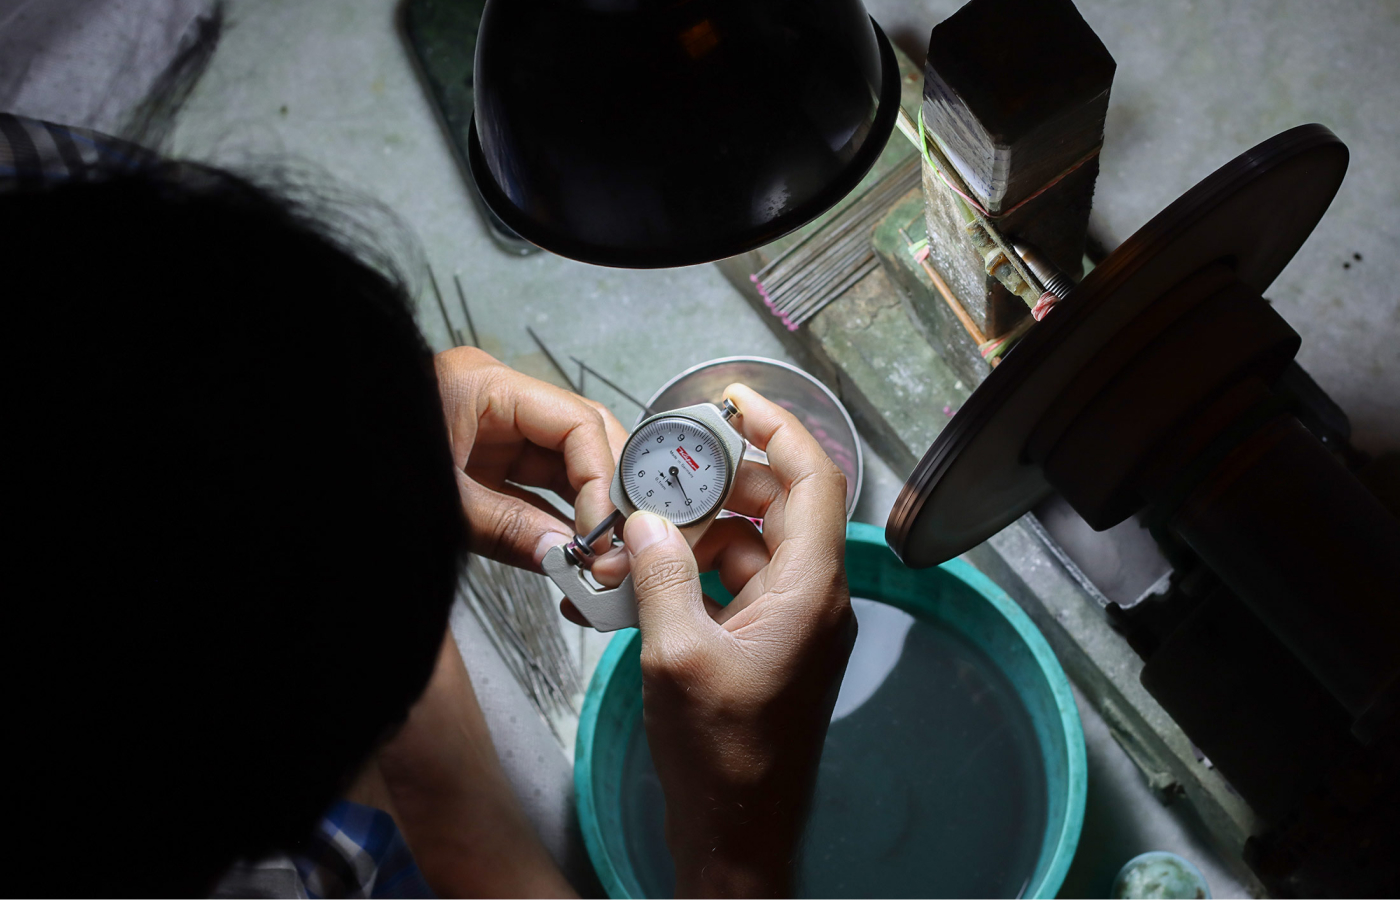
[469,0,900,268]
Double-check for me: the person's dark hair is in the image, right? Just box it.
[4,160,466,896]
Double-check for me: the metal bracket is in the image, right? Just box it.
[541,546,639,632]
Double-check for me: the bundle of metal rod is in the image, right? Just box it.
[462,555,583,731]
[751,155,919,330]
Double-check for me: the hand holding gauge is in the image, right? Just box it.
[542,399,745,631]
[614,383,854,898]
[425,351,852,896]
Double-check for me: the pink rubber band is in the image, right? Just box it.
[1032,292,1060,321]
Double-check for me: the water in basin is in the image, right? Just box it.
[619,597,1048,898]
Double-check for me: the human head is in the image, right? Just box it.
[4,160,465,895]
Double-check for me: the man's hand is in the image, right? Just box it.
[436,347,628,570]
[626,383,856,898]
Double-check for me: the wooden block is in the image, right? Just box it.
[872,189,990,388]
[922,0,1115,216]
[919,156,1032,339]
[917,0,1115,330]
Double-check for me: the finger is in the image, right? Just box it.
[435,346,499,459]
[720,458,785,521]
[625,512,713,640]
[721,535,849,638]
[560,598,590,628]
[581,397,630,463]
[495,481,575,525]
[710,547,781,625]
[501,444,579,505]
[724,383,846,553]
[592,514,768,591]
[459,474,573,571]
[591,545,629,588]
[689,516,770,598]
[474,366,618,541]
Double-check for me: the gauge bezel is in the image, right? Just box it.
[619,413,734,528]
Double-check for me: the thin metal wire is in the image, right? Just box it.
[786,255,877,323]
[788,257,880,326]
[771,238,871,313]
[570,356,655,415]
[452,274,480,347]
[755,155,919,288]
[766,224,874,308]
[754,156,919,329]
[758,184,901,295]
[764,175,910,294]
[427,267,459,346]
[526,326,579,393]
[582,509,625,548]
[751,173,889,282]
[463,555,583,734]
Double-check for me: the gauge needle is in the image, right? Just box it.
[669,466,690,503]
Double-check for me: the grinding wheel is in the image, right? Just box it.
[886,124,1349,568]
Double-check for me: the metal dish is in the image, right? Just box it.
[644,357,863,518]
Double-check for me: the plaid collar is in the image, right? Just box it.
[0,112,158,191]
[213,800,434,899]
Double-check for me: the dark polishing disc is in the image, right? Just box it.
[887,124,1348,568]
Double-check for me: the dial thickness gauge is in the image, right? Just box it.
[620,415,732,526]
[541,399,747,632]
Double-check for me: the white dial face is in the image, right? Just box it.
[620,415,730,526]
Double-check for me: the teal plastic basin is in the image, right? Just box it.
[576,522,1086,898]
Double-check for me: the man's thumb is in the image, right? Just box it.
[625,512,707,635]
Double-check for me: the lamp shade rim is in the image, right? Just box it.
[467,18,901,269]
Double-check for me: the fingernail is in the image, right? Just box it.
[534,531,570,567]
[625,512,671,553]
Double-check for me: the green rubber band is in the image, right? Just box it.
[918,107,977,225]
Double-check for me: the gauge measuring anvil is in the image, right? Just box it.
[543,399,746,631]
